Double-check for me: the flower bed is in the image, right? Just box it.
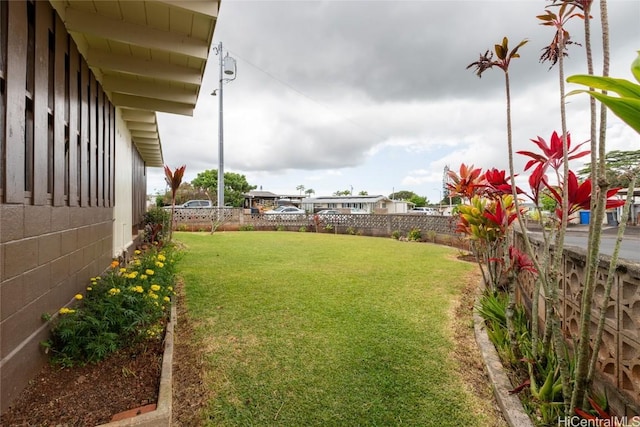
[42,246,179,367]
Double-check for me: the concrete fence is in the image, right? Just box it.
[513,231,640,417]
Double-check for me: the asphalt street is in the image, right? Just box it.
[527,225,640,264]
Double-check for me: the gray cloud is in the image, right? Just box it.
[152,0,639,194]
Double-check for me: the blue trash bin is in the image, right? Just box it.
[580,211,590,224]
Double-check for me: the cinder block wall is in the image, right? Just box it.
[0,205,113,412]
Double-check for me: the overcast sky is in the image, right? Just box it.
[151,0,640,203]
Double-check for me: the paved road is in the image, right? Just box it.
[527,225,640,264]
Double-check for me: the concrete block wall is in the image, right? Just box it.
[0,205,113,412]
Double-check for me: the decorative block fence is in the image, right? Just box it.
[513,231,640,416]
[170,208,639,415]
[170,208,462,240]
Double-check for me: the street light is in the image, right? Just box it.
[211,42,237,212]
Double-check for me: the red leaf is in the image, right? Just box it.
[509,379,530,394]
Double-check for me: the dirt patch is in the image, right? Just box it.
[448,271,508,427]
[171,281,211,426]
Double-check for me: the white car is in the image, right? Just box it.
[163,200,212,209]
[410,207,438,215]
[264,206,306,220]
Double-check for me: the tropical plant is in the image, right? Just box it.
[567,51,640,134]
[463,0,636,416]
[143,207,171,245]
[164,164,186,241]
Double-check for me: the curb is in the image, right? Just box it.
[96,303,176,427]
[473,309,534,427]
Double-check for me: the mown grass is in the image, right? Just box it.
[176,231,493,426]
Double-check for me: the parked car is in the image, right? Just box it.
[164,200,212,209]
[349,208,369,214]
[264,206,306,220]
[315,209,342,216]
[410,207,438,215]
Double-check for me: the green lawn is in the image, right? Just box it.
[176,231,494,426]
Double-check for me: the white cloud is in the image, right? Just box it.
[149,0,640,203]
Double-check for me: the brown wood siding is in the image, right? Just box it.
[32,1,48,205]
[132,148,146,229]
[1,1,116,209]
[96,86,104,207]
[68,43,78,206]
[53,14,65,206]
[0,2,8,198]
[89,74,96,206]
[79,60,88,207]
[4,2,27,203]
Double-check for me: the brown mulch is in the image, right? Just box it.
[0,280,208,427]
[0,337,164,426]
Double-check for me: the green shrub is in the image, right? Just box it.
[391,230,402,240]
[239,224,255,231]
[42,245,180,367]
[299,226,307,232]
[407,228,422,241]
[143,207,170,245]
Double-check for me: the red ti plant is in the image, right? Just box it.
[545,171,624,222]
[164,164,186,241]
[448,163,521,291]
[517,132,622,224]
[446,163,483,201]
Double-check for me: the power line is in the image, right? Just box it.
[225,47,390,142]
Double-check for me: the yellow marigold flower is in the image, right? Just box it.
[134,250,141,255]
[134,259,141,266]
[148,292,158,299]
[155,261,164,268]
[108,288,121,296]
[168,286,173,292]
[145,269,155,276]
[157,254,166,262]
[59,307,76,314]
[119,268,127,273]
[150,284,161,292]
[95,276,101,281]
[163,296,170,302]
[134,285,144,293]
[86,286,92,291]
[140,274,148,280]
[127,271,139,279]
[74,294,83,300]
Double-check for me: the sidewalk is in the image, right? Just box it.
[567,223,640,239]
